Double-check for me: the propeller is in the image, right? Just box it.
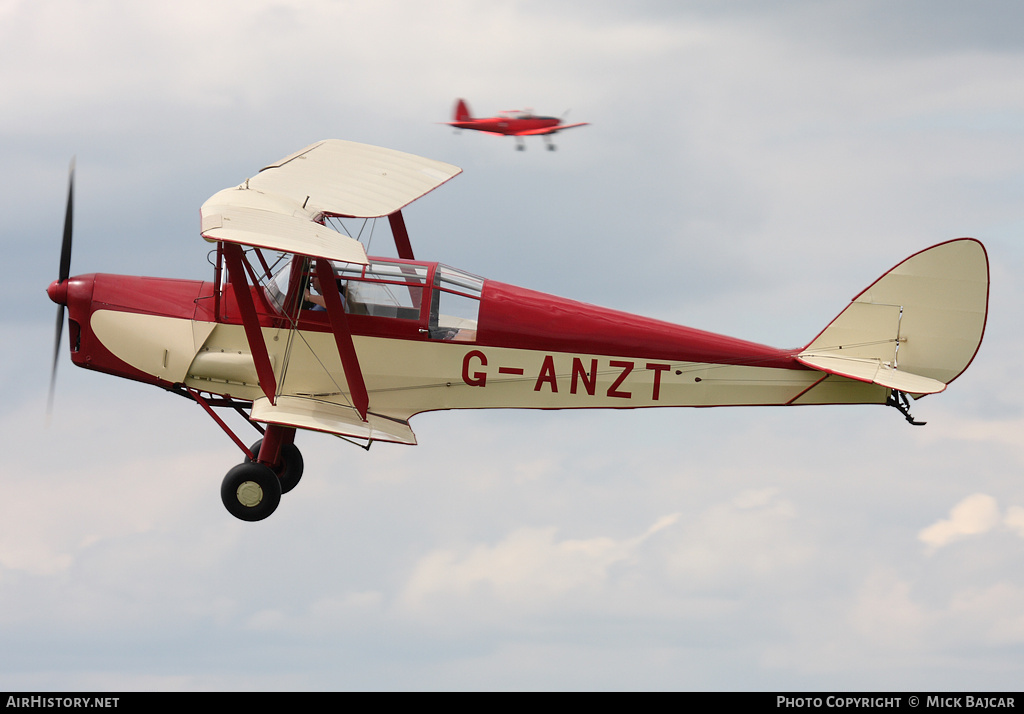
[47,158,75,416]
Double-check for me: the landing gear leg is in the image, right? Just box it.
[248,433,304,494]
[182,390,305,520]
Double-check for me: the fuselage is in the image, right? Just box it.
[449,115,562,136]
[49,257,885,430]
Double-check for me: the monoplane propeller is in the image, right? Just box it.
[47,158,75,415]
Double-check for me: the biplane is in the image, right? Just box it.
[47,140,989,522]
[443,98,589,150]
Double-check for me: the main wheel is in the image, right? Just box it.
[248,439,304,494]
[221,461,282,521]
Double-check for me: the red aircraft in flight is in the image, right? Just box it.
[444,98,589,150]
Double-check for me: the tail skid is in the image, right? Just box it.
[798,238,989,404]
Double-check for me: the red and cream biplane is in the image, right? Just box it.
[443,98,589,150]
[47,140,989,521]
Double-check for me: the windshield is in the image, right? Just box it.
[264,255,296,312]
[429,265,483,341]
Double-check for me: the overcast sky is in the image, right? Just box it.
[3,0,1024,691]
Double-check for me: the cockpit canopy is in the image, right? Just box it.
[265,255,483,342]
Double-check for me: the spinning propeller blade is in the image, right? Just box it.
[59,158,74,283]
[48,158,74,416]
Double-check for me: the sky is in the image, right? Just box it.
[2,0,1024,691]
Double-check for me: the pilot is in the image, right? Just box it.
[304,274,347,312]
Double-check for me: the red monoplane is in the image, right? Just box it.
[444,98,589,150]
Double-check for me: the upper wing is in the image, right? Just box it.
[200,140,462,261]
[249,140,462,218]
[200,188,370,264]
[513,122,590,136]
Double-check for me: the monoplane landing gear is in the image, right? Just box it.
[544,137,557,151]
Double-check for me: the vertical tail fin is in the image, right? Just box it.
[797,238,989,395]
[453,98,472,122]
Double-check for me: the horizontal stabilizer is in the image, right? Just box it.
[251,395,417,445]
[797,354,946,394]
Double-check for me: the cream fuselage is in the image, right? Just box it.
[63,266,884,445]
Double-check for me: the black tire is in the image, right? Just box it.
[248,439,304,495]
[221,461,282,522]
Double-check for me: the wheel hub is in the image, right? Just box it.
[236,481,264,507]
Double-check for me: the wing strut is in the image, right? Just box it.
[223,242,279,404]
[388,210,414,260]
[315,258,369,420]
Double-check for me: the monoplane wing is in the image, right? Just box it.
[447,126,507,135]
[513,122,590,136]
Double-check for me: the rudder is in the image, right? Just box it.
[453,98,472,122]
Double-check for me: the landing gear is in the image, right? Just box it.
[182,390,306,521]
[219,424,304,521]
[248,439,304,494]
[221,461,282,521]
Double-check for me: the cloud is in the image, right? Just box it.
[918,493,1002,550]
[848,570,933,652]
[766,571,1024,679]
[399,514,679,613]
[1004,506,1024,538]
